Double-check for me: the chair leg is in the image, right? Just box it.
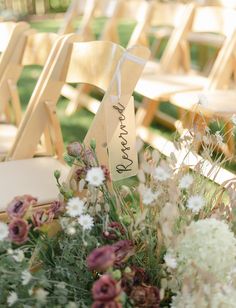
[224,121,235,158]
[136,98,159,127]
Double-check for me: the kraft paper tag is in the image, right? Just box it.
[106,95,138,181]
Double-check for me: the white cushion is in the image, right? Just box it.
[0,157,69,211]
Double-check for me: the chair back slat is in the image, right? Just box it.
[0,22,16,53]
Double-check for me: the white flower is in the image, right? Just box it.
[174,219,236,284]
[7,292,18,307]
[153,166,171,182]
[164,253,177,269]
[21,270,32,285]
[12,250,25,262]
[0,222,8,241]
[66,197,85,217]
[179,174,193,189]
[231,114,236,125]
[142,187,160,205]
[186,195,205,213]
[86,167,105,187]
[78,214,94,231]
[35,288,48,303]
[66,226,76,235]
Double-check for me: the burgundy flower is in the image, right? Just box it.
[31,209,54,229]
[92,275,121,302]
[112,240,134,267]
[87,246,115,272]
[121,267,149,295]
[103,222,125,241]
[92,301,122,308]
[7,195,37,219]
[8,218,30,244]
[67,142,84,157]
[75,166,87,181]
[101,165,111,182]
[49,200,63,215]
[130,285,160,308]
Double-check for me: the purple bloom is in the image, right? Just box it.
[8,218,30,244]
[87,246,115,272]
[112,240,134,266]
[7,195,37,219]
[67,142,84,157]
[92,275,121,302]
[31,209,54,229]
[130,285,160,308]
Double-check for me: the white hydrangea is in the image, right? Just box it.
[7,292,18,307]
[173,219,236,283]
[179,174,193,189]
[186,195,205,213]
[78,214,94,231]
[153,166,171,182]
[172,284,236,308]
[86,167,105,187]
[66,197,85,217]
[0,222,8,241]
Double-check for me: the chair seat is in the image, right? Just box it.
[135,71,208,100]
[0,124,17,155]
[0,157,69,212]
[171,90,236,117]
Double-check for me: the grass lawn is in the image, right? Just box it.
[16,16,236,173]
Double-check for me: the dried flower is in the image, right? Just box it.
[32,209,54,229]
[179,174,193,189]
[121,267,149,295]
[8,218,30,244]
[0,221,9,241]
[7,195,37,219]
[92,275,121,302]
[103,222,125,241]
[101,165,111,181]
[186,195,205,213]
[112,240,134,266]
[66,197,85,217]
[50,200,63,215]
[153,166,171,182]
[78,214,94,231]
[87,246,116,272]
[7,292,18,306]
[86,167,105,187]
[141,186,160,206]
[130,285,160,308]
[75,166,87,181]
[67,142,83,157]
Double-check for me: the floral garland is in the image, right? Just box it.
[0,126,236,307]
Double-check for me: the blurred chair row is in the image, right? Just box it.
[59,0,236,159]
[0,0,236,214]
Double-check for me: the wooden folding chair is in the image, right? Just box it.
[135,5,236,130]
[0,30,60,159]
[0,36,149,213]
[63,0,153,116]
[0,21,30,122]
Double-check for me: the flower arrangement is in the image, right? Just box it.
[0,124,236,307]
